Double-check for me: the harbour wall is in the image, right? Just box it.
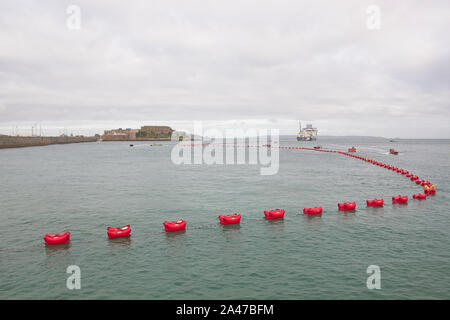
[0,136,98,149]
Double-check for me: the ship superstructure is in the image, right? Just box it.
[297,122,318,141]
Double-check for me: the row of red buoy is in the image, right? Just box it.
[331,150,437,194]
[42,193,431,245]
[247,144,438,198]
[329,150,437,202]
[258,144,437,195]
[43,147,437,245]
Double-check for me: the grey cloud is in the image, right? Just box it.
[0,0,448,138]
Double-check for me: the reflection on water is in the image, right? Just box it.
[220,223,241,241]
[303,214,322,230]
[337,210,356,222]
[367,207,385,216]
[44,243,71,257]
[392,203,409,209]
[264,219,285,231]
[44,243,72,267]
[220,224,241,231]
[303,214,322,220]
[165,230,187,245]
[413,199,429,208]
[164,231,187,259]
[107,237,132,249]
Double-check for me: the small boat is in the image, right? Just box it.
[348,147,356,152]
[313,146,321,149]
[389,149,398,155]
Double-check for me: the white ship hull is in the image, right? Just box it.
[297,136,317,141]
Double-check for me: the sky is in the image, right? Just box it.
[0,0,449,138]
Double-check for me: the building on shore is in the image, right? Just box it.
[101,128,139,141]
[101,126,174,141]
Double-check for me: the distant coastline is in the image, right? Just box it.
[3,133,447,150]
[0,125,193,149]
[0,135,97,149]
[283,135,450,140]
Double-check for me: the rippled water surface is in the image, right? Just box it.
[1,137,449,299]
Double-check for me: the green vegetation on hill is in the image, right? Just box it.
[136,130,171,139]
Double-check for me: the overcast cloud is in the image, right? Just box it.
[0,0,448,138]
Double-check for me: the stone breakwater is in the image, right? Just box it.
[0,136,97,149]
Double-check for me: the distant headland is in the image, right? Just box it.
[0,125,196,149]
[0,134,97,149]
[101,126,174,141]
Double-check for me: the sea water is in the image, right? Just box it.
[0,137,449,299]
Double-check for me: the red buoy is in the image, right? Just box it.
[303,207,323,215]
[219,213,241,225]
[366,199,384,207]
[163,220,186,232]
[412,193,427,200]
[43,232,70,245]
[338,202,356,211]
[392,195,408,204]
[264,209,285,220]
[107,225,131,239]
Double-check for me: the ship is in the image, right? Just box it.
[389,148,398,155]
[297,122,318,141]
